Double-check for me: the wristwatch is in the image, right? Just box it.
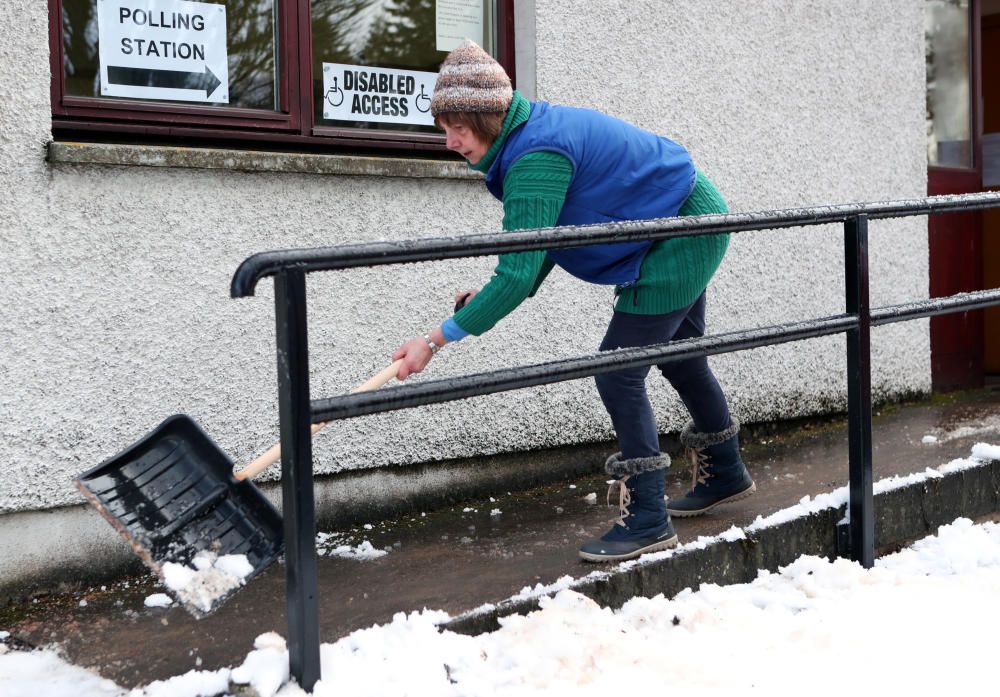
[423,333,441,355]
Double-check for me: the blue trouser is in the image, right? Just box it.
[595,292,731,460]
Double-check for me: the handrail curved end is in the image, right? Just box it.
[231,255,266,298]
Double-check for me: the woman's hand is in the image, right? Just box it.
[392,336,434,380]
[454,288,478,311]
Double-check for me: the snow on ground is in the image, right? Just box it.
[314,533,388,560]
[142,594,173,609]
[1,445,999,696]
[927,413,1000,443]
[0,650,123,696]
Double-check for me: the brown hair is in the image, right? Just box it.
[436,111,506,145]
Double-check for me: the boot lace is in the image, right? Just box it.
[686,446,713,490]
[606,476,632,527]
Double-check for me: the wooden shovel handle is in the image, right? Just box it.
[348,359,405,394]
[234,359,403,481]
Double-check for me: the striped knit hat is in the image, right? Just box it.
[431,40,512,116]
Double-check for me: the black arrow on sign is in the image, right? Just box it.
[107,65,222,98]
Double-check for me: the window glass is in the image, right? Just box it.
[926,0,972,168]
[61,0,278,110]
[311,0,497,132]
[52,0,513,146]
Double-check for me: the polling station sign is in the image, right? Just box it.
[98,0,229,103]
[322,63,436,127]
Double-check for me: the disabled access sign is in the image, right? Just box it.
[322,63,436,127]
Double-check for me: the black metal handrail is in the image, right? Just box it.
[232,192,1000,296]
[233,191,1000,692]
[307,287,1000,421]
[313,314,858,421]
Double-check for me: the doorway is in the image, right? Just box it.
[926,0,983,390]
[982,9,1000,377]
[925,0,1000,389]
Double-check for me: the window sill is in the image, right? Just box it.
[47,141,482,180]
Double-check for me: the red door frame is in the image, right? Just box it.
[928,0,984,391]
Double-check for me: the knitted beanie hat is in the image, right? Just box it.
[431,39,513,116]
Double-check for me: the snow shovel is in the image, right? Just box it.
[75,360,403,617]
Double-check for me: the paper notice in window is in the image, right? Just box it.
[97,0,229,103]
[322,63,436,126]
[436,0,483,52]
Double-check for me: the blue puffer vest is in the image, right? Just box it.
[484,101,696,286]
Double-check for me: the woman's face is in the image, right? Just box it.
[442,122,490,165]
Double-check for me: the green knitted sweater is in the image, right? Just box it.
[451,91,730,336]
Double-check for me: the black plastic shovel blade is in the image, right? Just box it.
[76,414,283,617]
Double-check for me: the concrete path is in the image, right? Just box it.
[4,389,1000,688]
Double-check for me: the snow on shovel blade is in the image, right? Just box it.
[75,414,283,617]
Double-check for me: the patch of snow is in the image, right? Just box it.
[160,552,254,613]
[617,529,748,571]
[513,572,608,601]
[4,516,1000,695]
[319,539,387,561]
[144,594,173,609]
[719,525,747,542]
[191,555,213,572]
[461,602,494,618]
[744,451,990,532]
[231,634,288,697]
[127,668,230,697]
[266,517,1000,695]
[161,563,196,592]
[934,414,1000,442]
[873,468,944,495]
[972,442,1000,462]
[212,555,253,580]
[253,631,287,651]
[0,649,121,697]
[746,490,848,532]
[922,435,938,444]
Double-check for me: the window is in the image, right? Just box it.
[49,0,515,151]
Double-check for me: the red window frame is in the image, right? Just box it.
[49,0,516,153]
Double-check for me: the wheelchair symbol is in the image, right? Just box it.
[415,84,431,113]
[325,77,344,108]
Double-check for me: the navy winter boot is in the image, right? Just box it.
[579,453,678,562]
[667,419,755,517]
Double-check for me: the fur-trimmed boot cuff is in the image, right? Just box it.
[680,419,741,449]
[669,418,754,518]
[604,452,671,477]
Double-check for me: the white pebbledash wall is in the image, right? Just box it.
[0,0,926,594]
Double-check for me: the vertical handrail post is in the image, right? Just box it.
[274,269,322,691]
[844,214,874,568]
